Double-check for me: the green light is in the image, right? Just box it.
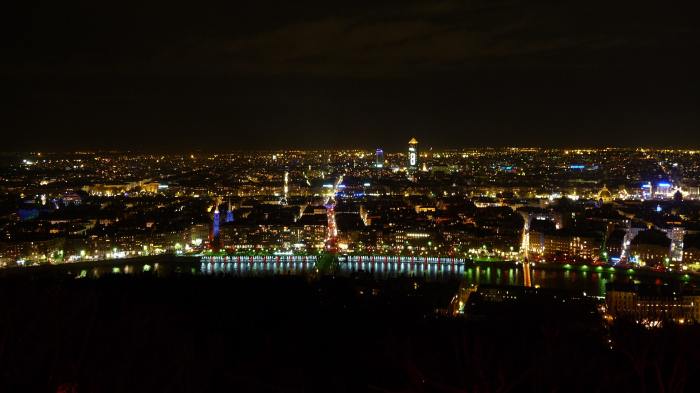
[581,265,589,270]
[627,269,634,274]
[595,266,603,272]
[563,264,572,269]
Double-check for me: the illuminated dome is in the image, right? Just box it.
[597,185,613,203]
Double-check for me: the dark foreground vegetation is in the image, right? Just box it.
[1,273,699,393]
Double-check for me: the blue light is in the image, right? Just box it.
[213,210,220,237]
[657,182,671,187]
[569,164,585,169]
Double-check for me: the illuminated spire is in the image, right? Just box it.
[281,171,289,205]
[226,198,234,222]
[212,199,220,237]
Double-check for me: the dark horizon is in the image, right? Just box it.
[4,1,699,151]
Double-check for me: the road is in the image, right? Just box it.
[325,175,343,251]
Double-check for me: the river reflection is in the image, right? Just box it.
[200,259,654,296]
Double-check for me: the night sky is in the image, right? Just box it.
[3,0,699,151]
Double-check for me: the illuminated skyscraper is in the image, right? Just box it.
[281,171,289,205]
[408,137,418,169]
[226,199,234,223]
[375,148,384,168]
[213,204,220,238]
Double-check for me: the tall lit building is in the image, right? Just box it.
[226,199,234,223]
[212,204,220,238]
[408,138,419,169]
[281,171,289,205]
[375,148,384,168]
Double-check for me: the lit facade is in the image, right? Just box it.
[607,287,700,325]
[408,138,418,169]
[375,148,384,168]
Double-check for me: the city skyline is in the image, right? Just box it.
[8,145,700,154]
[3,2,700,392]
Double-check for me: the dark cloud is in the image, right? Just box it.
[7,0,696,77]
[140,0,698,76]
[2,1,699,150]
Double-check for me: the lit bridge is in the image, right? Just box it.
[198,255,522,278]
